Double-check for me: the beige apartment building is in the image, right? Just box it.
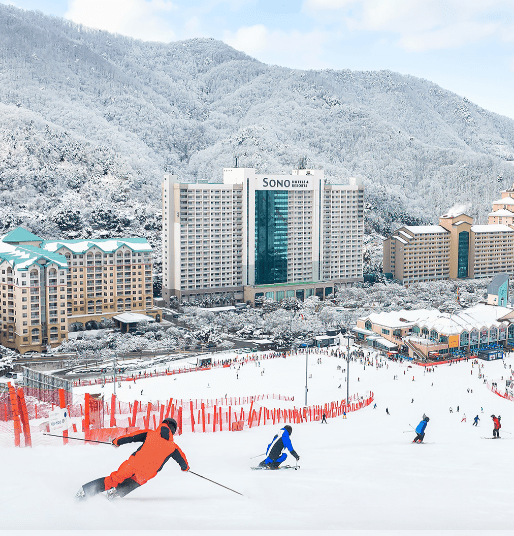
[384,212,514,285]
[0,227,158,354]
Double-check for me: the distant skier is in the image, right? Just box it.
[258,425,300,469]
[76,418,189,500]
[321,413,328,424]
[473,415,480,426]
[492,415,501,438]
[413,415,429,443]
[386,408,390,415]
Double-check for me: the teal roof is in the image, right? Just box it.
[3,227,43,244]
[42,237,152,254]
[0,244,68,271]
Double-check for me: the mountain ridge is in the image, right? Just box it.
[1,3,513,262]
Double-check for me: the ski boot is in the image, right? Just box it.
[269,462,281,470]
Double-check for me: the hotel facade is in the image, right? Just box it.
[162,167,364,304]
[0,228,159,354]
[383,187,514,285]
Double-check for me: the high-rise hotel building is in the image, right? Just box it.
[162,167,364,304]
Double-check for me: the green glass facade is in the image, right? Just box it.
[255,190,288,285]
[457,231,469,278]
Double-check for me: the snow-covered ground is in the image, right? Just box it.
[2,347,514,530]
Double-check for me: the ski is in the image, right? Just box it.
[251,465,299,470]
[481,437,503,439]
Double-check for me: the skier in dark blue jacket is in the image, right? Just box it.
[259,425,300,469]
[413,415,429,443]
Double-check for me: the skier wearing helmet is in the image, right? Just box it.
[413,415,430,443]
[259,425,300,469]
[76,418,189,500]
[492,415,501,438]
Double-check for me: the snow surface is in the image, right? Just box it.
[2,348,514,530]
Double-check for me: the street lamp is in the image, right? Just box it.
[346,332,354,407]
[305,350,308,406]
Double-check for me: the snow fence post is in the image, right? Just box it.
[219,407,222,432]
[248,401,254,428]
[190,401,195,433]
[110,394,116,428]
[177,406,183,435]
[7,382,21,447]
[59,389,68,445]
[202,403,206,433]
[228,406,232,431]
[145,403,152,429]
[16,388,32,448]
[165,398,173,419]
[84,393,90,431]
[131,400,138,428]
[213,405,217,432]
[159,404,165,424]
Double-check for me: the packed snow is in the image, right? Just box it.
[2,347,514,530]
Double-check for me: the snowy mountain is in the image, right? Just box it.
[1,4,514,250]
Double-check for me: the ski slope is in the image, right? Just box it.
[2,349,514,530]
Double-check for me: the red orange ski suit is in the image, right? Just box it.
[104,424,189,490]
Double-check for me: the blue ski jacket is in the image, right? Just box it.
[415,420,428,434]
[265,428,298,461]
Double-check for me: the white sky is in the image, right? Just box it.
[3,0,514,119]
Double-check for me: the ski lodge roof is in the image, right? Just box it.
[471,225,514,233]
[403,225,448,234]
[492,198,514,205]
[360,304,513,336]
[488,209,514,217]
[0,240,67,271]
[42,238,152,254]
[3,227,43,244]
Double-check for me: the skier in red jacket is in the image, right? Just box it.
[76,418,189,500]
[492,415,501,438]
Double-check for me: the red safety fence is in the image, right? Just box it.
[487,382,514,402]
[0,385,374,447]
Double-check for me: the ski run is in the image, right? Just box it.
[2,345,514,531]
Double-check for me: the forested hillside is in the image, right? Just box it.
[1,4,514,266]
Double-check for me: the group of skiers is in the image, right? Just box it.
[76,418,301,501]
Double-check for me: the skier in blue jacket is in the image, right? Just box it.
[413,415,429,443]
[259,425,300,469]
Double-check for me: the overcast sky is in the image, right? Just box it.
[3,0,514,119]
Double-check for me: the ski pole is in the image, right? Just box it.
[189,471,244,497]
[43,433,112,445]
[250,453,266,459]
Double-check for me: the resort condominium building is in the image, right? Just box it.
[162,167,364,304]
[383,211,514,285]
[0,227,159,354]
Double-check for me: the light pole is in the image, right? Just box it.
[305,350,308,406]
[114,351,117,395]
[346,332,354,407]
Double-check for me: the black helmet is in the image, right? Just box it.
[284,425,292,435]
[491,415,496,418]
[162,418,177,434]
[425,416,430,422]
